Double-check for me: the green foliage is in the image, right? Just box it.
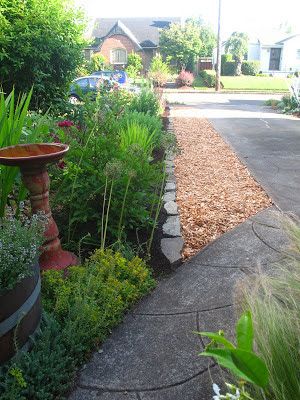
[148,54,170,87]
[221,54,234,75]
[187,18,217,57]
[128,89,161,116]
[42,249,155,362]
[0,0,86,110]
[197,311,269,389]
[0,89,33,216]
[159,21,202,70]
[240,215,300,400]
[225,32,249,75]
[119,111,163,147]
[0,250,155,399]
[199,69,216,87]
[88,53,109,73]
[0,215,45,292]
[47,89,164,250]
[0,314,75,400]
[222,61,236,76]
[278,94,299,113]
[241,61,260,76]
[125,52,143,78]
[119,122,157,156]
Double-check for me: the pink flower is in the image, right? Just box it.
[58,120,74,128]
[57,160,66,170]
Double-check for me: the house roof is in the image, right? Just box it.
[276,33,300,44]
[91,17,181,49]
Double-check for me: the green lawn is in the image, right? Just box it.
[194,76,291,92]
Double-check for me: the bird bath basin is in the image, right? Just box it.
[0,143,77,270]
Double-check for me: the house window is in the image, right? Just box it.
[297,49,300,60]
[111,48,127,64]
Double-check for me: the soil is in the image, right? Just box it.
[172,117,272,259]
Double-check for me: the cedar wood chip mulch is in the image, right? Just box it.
[173,117,272,259]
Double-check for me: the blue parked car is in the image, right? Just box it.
[92,70,128,84]
[69,75,118,102]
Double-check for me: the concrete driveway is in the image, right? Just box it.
[166,92,300,215]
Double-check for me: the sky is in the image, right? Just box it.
[75,0,300,40]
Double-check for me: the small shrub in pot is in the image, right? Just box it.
[0,214,45,364]
[176,70,195,87]
[0,214,45,292]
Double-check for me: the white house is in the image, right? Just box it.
[248,34,300,73]
[214,34,300,74]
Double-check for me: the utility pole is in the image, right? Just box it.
[215,0,222,91]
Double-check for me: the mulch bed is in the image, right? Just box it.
[173,117,272,259]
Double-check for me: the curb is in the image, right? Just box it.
[159,113,184,266]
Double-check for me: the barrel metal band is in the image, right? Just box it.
[0,276,41,337]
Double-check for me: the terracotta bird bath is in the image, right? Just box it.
[0,143,77,270]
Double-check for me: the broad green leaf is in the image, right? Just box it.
[196,331,235,349]
[200,349,250,382]
[236,311,253,351]
[232,348,269,388]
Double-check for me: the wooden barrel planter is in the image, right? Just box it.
[0,263,41,364]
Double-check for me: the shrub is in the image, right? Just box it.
[241,61,260,76]
[176,70,195,87]
[278,94,299,113]
[0,0,86,110]
[128,89,161,116]
[222,61,236,76]
[148,54,170,87]
[0,249,155,399]
[221,54,233,75]
[0,215,45,292]
[199,69,216,87]
[88,53,109,73]
[125,52,143,78]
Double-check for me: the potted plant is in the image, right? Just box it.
[0,214,45,364]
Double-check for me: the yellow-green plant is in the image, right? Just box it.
[119,122,156,156]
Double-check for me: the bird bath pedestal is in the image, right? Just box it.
[0,143,78,270]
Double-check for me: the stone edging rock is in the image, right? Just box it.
[160,115,184,265]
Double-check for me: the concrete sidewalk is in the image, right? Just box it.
[70,95,298,400]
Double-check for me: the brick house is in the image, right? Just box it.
[86,17,180,71]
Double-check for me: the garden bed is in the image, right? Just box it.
[172,116,272,258]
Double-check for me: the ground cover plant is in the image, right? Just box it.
[0,249,155,399]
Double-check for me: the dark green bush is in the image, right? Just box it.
[241,61,260,76]
[199,69,216,87]
[222,61,236,76]
[221,54,233,75]
[0,249,155,399]
[0,0,86,110]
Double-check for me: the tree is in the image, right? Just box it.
[187,18,217,57]
[159,22,202,71]
[225,32,249,76]
[0,0,86,109]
